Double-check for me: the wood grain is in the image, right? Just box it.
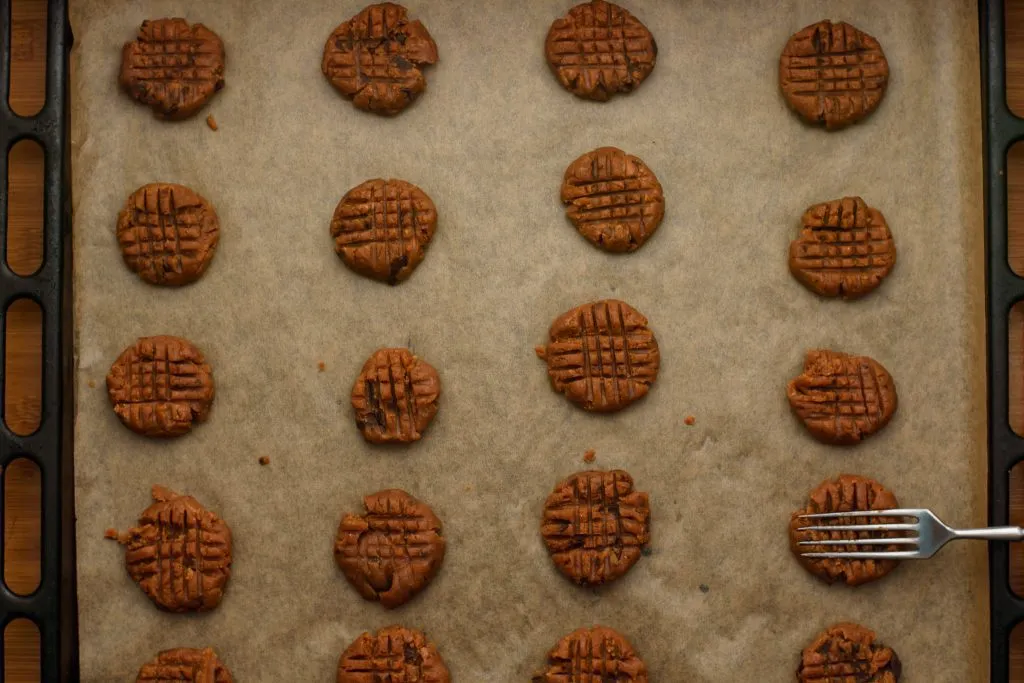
[5,1,1024,681]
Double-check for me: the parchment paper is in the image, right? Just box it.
[70,1,988,680]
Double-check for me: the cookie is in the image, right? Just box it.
[779,20,889,129]
[122,486,232,612]
[561,147,664,253]
[136,647,233,683]
[545,1,657,101]
[351,348,440,443]
[338,625,450,683]
[532,626,648,682]
[789,475,901,586]
[106,336,215,438]
[787,350,897,445]
[322,3,438,115]
[331,179,437,284]
[117,183,220,286]
[536,299,659,412]
[789,197,895,299]
[541,470,650,586]
[334,489,445,608]
[119,18,225,120]
[797,623,901,682]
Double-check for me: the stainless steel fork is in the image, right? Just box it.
[796,508,1024,560]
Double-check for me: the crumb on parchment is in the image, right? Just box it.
[684,415,696,426]
[583,449,596,463]
[87,379,96,388]
[318,361,326,372]
[259,456,270,466]
[103,528,118,540]
[206,114,218,131]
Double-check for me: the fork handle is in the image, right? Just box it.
[954,526,1024,541]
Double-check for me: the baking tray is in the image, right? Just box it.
[0,0,77,680]
[983,0,1024,679]
[0,0,1008,680]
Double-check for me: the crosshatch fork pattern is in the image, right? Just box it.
[786,349,897,445]
[334,489,446,608]
[779,20,888,128]
[541,300,659,411]
[331,179,437,284]
[117,183,219,286]
[136,648,233,683]
[545,0,657,99]
[562,147,664,252]
[789,196,895,298]
[536,626,649,682]
[106,336,214,437]
[338,626,449,682]
[321,2,438,114]
[124,488,232,613]
[350,348,440,443]
[541,470,651,586]
[789,475,901,587]
[119,17,225,118]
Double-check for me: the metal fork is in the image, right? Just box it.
[796,508,1024,560]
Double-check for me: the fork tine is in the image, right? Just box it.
[797,509,921,519]
[796,523,918,533]
[797,538,918,546]
[800,550,920,559]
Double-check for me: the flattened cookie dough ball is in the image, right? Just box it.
[779,20,889,129]
[545,1,657,101]
[536,299,659,412]
[533,626,648,682]
[119,18,225,119]
[117,183,220,286]
[106,336,215,438]
[338,625,450,683]
[542,469,650,586]
[121,486,232,612]
[351,348,440,443]
[787,349,897,445]
[797,623,901,682]
[334,489,445,608]
[322,3,439,115]
[136,647,233,682]
[331,179,437,284]
[790,475,901,586]
[561,147,664,253]
[789,196,895,299]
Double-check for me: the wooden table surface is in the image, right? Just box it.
[5,1,1024,680]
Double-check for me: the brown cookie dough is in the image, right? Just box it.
[532,626,648,682]
[331,179,437,284]
[338,625,450,683]
[117,183,220,286]
[545,1,657,101]
[536,299,659,412]
[334,489,445,608]
[779,20,889,129]
[787,349,897,445]
[789,475,901,586]
[106,336,215,438]
[136,647,233,682]
[797,623,901,682]
[351,348,440,443]
[122,486,232,612]
[789,196,895,299]
[119,18,225,120]
[561,147,664,252]
[321,3,439,115]
[542,470,650,586]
